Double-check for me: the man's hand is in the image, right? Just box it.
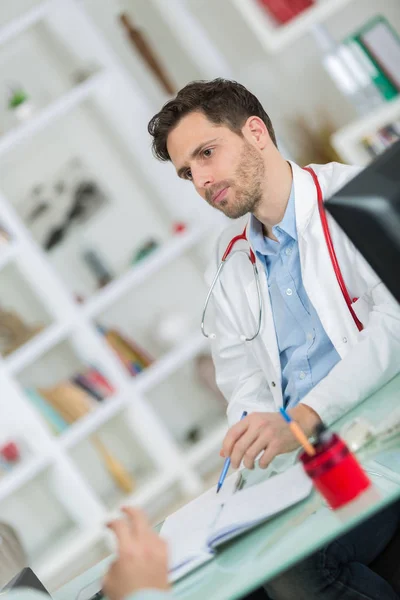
[221,405,321,470]
[102,506,170,600]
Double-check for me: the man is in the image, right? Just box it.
[147,78,400,599]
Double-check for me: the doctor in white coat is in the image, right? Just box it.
[148,78,400,600]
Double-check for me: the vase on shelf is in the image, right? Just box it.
[256,0,315,26]
[7,84,35,126]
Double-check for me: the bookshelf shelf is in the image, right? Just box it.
[186,420,227,468]
[0,71,108,157]
[4,320,72,376]
[83,227,207,319]
[0,452,53,504]
[231,0,355,53]
[135,333,209,394]
[331,96,400,165]
[0,1,53,47]
[112,469,178,514]
[59,333,210,450]
[0,242,20,271]
[59,393,127,450]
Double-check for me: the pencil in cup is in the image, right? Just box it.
[216,410,248,494]
[279,408,316,456]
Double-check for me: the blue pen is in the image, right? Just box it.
[216,410,248,494]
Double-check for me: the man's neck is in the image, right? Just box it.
[253,160,293,240]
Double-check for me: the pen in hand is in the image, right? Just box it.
[279,407,316,456]
[216,410,248,494]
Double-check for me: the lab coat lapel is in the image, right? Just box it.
[292,163,359,352]
[243,223,282,391]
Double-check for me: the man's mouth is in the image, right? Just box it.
[212,187,229,204]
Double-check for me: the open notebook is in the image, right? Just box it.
[161,463,313,582]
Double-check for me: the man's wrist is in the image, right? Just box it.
[288,404,322,438]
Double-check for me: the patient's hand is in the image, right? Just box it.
[221,405,321,469]
[103,507,170,600]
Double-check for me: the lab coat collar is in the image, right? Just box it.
[243,160,318,253]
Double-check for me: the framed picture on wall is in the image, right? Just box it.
[18,157,109,251]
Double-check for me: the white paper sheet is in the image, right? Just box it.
[208,463,313,547]
[161,470,238,573]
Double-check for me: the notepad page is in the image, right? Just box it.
[208,463,313,547]
[161,470,238,573]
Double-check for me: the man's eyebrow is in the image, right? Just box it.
[177,138,219,178]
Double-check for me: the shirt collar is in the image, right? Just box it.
[248,184,296,255]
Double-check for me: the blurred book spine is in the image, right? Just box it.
[25,388,69,434]
[98,325,153,377]
[38,382,95,425]
[342,35,398,103]
[358,16,400,94]
[361,120,400,158]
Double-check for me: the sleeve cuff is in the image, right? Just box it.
[126,590,172,600]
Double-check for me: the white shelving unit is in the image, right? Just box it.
[331,96,400,164]
[0,0,226,591]
[231,0,355,53]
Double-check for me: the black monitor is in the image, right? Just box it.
[325,140,400,303]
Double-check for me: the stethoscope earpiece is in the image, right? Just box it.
[209,332,216,340]
[239,334,247,343]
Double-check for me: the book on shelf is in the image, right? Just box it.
[85,366,116,397]
[361,120,400,158]
[342,34,398,102]
[97,325,153,376]
[25,388,69,435]
[26,378,100,435]
[72,366,115,401]
[359,16,400,93]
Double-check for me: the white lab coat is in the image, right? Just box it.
[206,161,400,434]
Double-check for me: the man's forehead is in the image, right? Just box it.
[167,115,226,163]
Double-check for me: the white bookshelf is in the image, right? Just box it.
[0,0,225,591]
[0,1,53,46]
[231,0,355,53]
[331,96,400,165]
[0,72,108,157]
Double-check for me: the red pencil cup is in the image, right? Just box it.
[299,433,371,509]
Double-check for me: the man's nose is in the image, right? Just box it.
[193,167,214,191]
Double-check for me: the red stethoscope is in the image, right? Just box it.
[201,166,364,342]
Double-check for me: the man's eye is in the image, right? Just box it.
[185,169,192,180]
[203,148,213,157]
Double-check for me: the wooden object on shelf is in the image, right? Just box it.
[91,437,135,494]
[0,309,43,356]
[119,13,176,96]
[38,382,95,424]
[289,109,342,166]
[39,382,135,493]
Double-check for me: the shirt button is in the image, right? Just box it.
[343,337,348,343]
[285,247,292,256]
[299,371,306,380]
[271,381,276,387]
[307,332,313,341]
[286,288,293,296]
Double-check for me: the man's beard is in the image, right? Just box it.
[206,142,265,219]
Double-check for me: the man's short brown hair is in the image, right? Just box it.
[148,78,277,162]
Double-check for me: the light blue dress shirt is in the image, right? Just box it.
[248,185,341,408]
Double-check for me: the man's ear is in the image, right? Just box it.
[243,116,268,149]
